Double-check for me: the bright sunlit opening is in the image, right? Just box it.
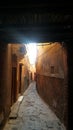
[26,43,37,65]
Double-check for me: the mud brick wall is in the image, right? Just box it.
[0,43,12,123]
[36,75,68,127]
[36,43,68,128]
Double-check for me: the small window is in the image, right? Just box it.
[50,66,55,74]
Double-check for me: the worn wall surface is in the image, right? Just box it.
[18,56,29,94]
[36,43,68,127]
[0,43,12,123]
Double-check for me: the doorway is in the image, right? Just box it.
[11,67,17,106]
[19,64,22,94]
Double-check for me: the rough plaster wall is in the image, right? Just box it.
[37,43,65,78]
[18,57,29,94]
[36,43,68,127]
[0,43,12,121]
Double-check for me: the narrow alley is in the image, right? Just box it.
[1,3,72,129]
[0,43,68,130]
[3,81,66,130]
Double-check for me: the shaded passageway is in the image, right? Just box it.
[3,81,66,130]
[0,2,72,130]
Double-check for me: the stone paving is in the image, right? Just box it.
[3,81,66,130]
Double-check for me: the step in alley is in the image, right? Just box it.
[3,81,66,130]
